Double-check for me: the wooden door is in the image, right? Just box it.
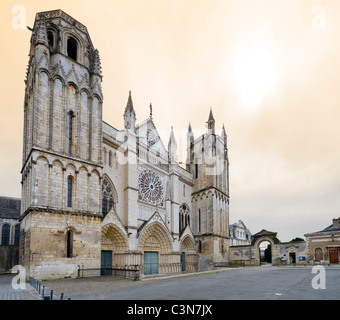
[329,250,338,264]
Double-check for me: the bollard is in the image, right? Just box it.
[50,289,53,300]
[60,293,64,300]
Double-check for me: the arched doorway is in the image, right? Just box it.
[101,224,128,274]
[259,241,272,265]
[138,222,173,275]
[180,235,196,272]
[251,229,281,266]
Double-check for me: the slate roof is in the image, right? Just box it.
[0,196,21,219]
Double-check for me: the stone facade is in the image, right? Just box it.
[0,196,21,271]
[20,10,230,279]
[229,229,308,266]
[305,218,340,264]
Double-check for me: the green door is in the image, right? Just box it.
[144,251,159,275]
[101,250,112,275]
[181,252,186,271]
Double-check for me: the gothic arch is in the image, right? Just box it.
[101,175,118,217]
[138,222,173,254]
[179,203,190,234]
[180,235,195,254]
[101,223,128,253]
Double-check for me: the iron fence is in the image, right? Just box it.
[77,265,140,280]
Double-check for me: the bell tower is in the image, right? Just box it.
[189,109,230,270]
[20,10,103,279]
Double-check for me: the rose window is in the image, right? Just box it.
[138,169,164,206]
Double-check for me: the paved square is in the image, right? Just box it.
[69,267,340,300]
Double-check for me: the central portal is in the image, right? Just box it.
[144,251,159,275]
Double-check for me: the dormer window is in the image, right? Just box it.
[67,37,78,61]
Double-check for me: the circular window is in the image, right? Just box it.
[138,169,164,206]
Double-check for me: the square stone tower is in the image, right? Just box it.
[20,10,103,279]
[188,109,230,270]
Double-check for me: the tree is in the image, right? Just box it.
[290,237,304,242]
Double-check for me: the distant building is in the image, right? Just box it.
[0,196,21,271]
[229,220,252,246]
[305,217,340,264]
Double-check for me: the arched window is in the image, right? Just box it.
[66,229,73,258]
[14,224,20,246]
[67,37,78,61]
[68,112,74,156]
[102,178,115,217]
[108,151,112,167]
[179,204,190,233]
[67,176,73,207]
[1,224,10,245]
[315,248,323,261]
[47,31,54,47]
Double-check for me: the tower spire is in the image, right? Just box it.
[124,90,136,129]
[207,107,215,134]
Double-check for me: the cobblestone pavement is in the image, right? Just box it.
[0,274,40,300]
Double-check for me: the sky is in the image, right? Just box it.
[0,0,339,242]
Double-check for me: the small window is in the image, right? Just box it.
[67,37,78,61]
[67,176,73,207]
[198,240,202,253]
[47,31,54,47]
[198,209,201,232]
[66,230,73,258]
[108,151,112,167]
[195,164,198,179]
[14,225,20,246]
[68,112,74,156]
[1,224,10,245]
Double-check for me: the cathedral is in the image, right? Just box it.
[19,10,230,279]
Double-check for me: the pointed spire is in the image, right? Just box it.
[222,124,226,136]
[188,122,192,133]
[169,126,177,144]
[207,107,215,134]
[124,90,135,116]
[208,107,214,121]
[124,90,136,130]
[149,103,153,118]
[168,126,178,163]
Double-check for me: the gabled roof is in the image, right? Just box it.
[305,224,340,237]
[136,116,168,157]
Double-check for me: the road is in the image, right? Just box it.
[70,266,340,300]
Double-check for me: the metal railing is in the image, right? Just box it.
[77,265,140,280]
[28,277,70,300]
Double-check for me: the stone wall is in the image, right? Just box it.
[0,246,19,272]
[20,211,101,280]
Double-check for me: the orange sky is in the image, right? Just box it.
[0,0,339,241]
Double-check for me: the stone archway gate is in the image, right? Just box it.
[251,229,281,265]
